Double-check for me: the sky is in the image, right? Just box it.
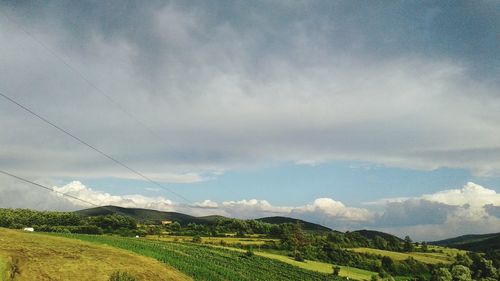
[0,0,499,240]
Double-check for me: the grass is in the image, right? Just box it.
[254,251,375,280]
[0,228,190,281]
[350,247,455,264]
[148,237,376,280]
[57,233,343,281]
[0,256,6,281]
[147,235,279,246]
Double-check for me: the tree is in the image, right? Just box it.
[431,268,452,281]
[332,266,341,276]
[191,235,202,243]
[404,235,414,252]
[451,265,472,281]
[381,256,395,272]
[421,241,428,252]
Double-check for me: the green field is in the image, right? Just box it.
[0,228,190,281]
[350,247,455,264]
[148,235,280,246]
[58,233,342,281]
[255,251,375,280]
[184,240,376,280]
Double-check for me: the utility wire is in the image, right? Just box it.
[0,169,99,208]
[0,10,166,142]
[0,169,144,218]
[0,91,192,204]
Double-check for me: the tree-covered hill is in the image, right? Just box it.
[431,232,500,252]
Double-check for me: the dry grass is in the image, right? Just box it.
[0,228,191,281]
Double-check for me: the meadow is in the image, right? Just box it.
[0,228,190,281]
[57,233,344,281]
[148,234,280,246]
[349,247,457,264]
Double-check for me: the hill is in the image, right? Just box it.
[256,216,331,231]
[76,206,332,231]
[353,229,403,242]
[76,205,213,225]
[0,228,190,281]
[431,232,500,252]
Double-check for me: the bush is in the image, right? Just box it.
[109,271,137,281]
[332,265,341,276]
[192,235,202,243]
[294,250,304,262]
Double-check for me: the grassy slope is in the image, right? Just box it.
[0,228,190,281]
[350,247,457,264]
[147,234,280,246]
[57,233,342,281]
[148,236,375,280]
[0,256,6,281]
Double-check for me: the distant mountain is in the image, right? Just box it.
[256,216,331,231]
[76,206,214,225]
[430,232,500,252]
[353,229,403,242]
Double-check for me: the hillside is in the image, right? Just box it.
[76,205,213,225]
[0,228,190,281]
[353,229,403,242]
[256,216,331,231]
[76,206,332,231]
[431,232,500,252]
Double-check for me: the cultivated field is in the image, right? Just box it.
[148,235,280,246]
[349,247,457,264]
[0,228,190,281]
[58,233,343,281]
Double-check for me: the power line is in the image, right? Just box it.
[0,169,99,208]
[0,169,144,218]
[0,10,166,142]
[0,91,192,204]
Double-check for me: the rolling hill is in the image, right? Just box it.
[431,232,500,252]
[76,205,213,225]
[353,229,403,242]
[76,206,332,231]
[256,216,332,231]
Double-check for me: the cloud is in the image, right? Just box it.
[2,178,500,240]
[0,1,498,182]
[371,182,500,240]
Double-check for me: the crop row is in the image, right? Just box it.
[56,234,340,281]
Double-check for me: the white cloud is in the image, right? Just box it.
[371,182,500,240]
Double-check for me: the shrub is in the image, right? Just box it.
[192,235,202,243]
[294,250,304,262]
[108,271,137,281]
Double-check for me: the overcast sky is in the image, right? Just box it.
[0,0,499,240]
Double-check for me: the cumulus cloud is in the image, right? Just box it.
[371,182,500,240]
[2,178,500,239]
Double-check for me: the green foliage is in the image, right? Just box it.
[56,233,342,281]
[0,209,137,235]
[191,235,202,243]
[450,265,471,281]
[108,271,138,281]
[404,236,415,252]
[433,268,448,281]
[332,265,340,276]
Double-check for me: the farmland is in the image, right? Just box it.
[147,234,280,246]
[349,247,457,264]
[0,228,190,281]
[56,233,343,281]
[156,237,377,280]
